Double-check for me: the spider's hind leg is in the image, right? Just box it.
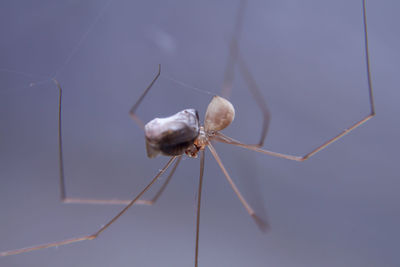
[208,143,269,232]
[0,156,177,257]
[212,0,375,162]
[221,0,271,147]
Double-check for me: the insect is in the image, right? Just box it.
[0,0,375,266]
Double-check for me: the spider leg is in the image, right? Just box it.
[0,156,177,257]
[129,64,161,130]
[221,0,246,99]
[235,51,271,147]
[208,143,269,231]
[140,155,182,205]
[54,78,176,206]
[213,0,374,162]
[221,0,271,147]
[213,109,373,163]
[63,156,182,206]
[194,150,205,267]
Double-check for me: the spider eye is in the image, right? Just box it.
[204,96,235,132]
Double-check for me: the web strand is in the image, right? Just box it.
[161,74,214,96]
[52,0,116,79]
[0,0,116,94]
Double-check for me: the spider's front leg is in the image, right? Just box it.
[129,64,161,130]
[56,65,178,206]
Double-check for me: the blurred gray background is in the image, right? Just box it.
[0,0,399,266]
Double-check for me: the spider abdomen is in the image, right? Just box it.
[145,109,200,158]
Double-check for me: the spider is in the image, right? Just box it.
[0,0,374,266]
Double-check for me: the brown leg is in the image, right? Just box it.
[129,64,161,130]
[140,155,182,205]
[194,150,205,267]
[208,143,268,231]
[212,0,375,162]
[62,156,182,206]
[235,51,271,147]
[213,107,373,162]
[221,0,271,147]
[221,0,246,99]
[0,156,177,257]
[54,77,174,206]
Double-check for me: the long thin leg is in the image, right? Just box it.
[0,156,177,257]
[212,0,375,162]
[141,155,182,205]
[195,150,205,267]
[213,108,372,162]
[236,50,271,147]
[55,77,174,206]
[221,0,246,99]
[221,0,271,146]
[63,156,182,206]
[129,64,161,130]
[208,143,268,231]
[213,132,303,161]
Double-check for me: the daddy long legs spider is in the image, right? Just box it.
[0,0,375,266]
